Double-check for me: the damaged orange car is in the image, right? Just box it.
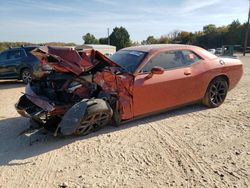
[15,44,243,136]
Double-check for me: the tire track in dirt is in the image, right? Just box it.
[147,121,223,187]
[16,142,57,188]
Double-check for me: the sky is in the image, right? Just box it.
[0,0,248,44]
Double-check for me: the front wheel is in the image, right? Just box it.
[74,99,113,136]
[202,77,228,108]
[21,68,32,84]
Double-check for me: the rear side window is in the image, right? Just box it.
[141,50,202,73]
[141,51,185,72]
[182,50,202,65]
[7,49,26,60]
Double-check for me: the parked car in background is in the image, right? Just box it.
[208,49,216,54]
[16,44,243,137]
[215,48,224,55]
[0,46,39,84]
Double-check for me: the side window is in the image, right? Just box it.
[0,52,8,61]
[141,51,185,73]
[182,50,202,65]
[7,49,26,60]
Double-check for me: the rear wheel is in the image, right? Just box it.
[202,77,228,108]
[21,68,32,84]
[74,99,112,136]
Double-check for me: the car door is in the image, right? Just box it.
[0,49,26,78]
[133,50,203,117]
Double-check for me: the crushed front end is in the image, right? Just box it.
[15,46,134,136]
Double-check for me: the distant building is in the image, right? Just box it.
[75,44,116,57]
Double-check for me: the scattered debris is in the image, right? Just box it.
[59,182,68,188]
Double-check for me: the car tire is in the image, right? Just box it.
[202,77,228,108]
[21,68,32,84]
[74,99,113,136]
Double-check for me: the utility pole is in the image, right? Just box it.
[243,0,250,56]
[107,28,110,45]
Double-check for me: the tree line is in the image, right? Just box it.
[83,20,247,51]
[0,20,248,52]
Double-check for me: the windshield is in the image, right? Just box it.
[110,50,147,73]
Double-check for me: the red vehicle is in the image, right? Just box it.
[15,44,243,136]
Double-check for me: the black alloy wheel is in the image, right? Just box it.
[203,77,228,108]
[21,68,32,84]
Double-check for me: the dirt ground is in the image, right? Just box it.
[0,55,249,188]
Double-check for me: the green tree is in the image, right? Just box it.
[203,24,217,34]
[202,25,220,48]
[225,20,244,45]
[146,36,158,44]
[168,30,180,42]
[99,37,108,44]
[131,41,140,46]
[110,27,130,50]
[158,36,170,44]
[142,35,170,45]
[177,31,191,44]
[83,33,99,44]
[229,20,241,30]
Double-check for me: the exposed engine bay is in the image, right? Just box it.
[16,46,134,136]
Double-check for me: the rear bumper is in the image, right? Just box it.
[228,63,243,91]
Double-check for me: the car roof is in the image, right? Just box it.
[121,44,218,60]
[121,44,202,53]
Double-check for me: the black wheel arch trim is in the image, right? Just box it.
[18,66,32,79]
[204,74,229,97]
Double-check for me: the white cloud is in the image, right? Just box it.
[0,0,77,12]
[92,0,118,6]
[182,0,223,13]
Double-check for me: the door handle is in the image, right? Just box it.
[184,70,191,75]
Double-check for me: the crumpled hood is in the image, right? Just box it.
[32,46,120,75]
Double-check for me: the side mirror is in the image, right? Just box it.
[146,66,164,79]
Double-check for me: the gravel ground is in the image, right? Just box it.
[0,55,249,188]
